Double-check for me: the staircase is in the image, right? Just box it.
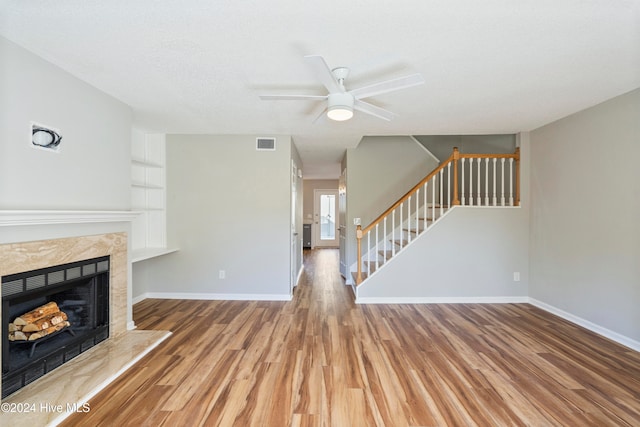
[352,146,520,286]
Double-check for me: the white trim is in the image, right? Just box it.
[134,292,292,302]
[131,247,180,263]
[127,321,137,330]
[529,298,640,352]
[410,135,440,163]
[132,294,147,305]
[0,210,139,226]
[355,296,529,304]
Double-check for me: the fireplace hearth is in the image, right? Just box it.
[2,256,110,398]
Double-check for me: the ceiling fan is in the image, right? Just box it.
[259,55,425,122]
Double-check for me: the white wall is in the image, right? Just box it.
[0,36,132,210]
[134,134,293,299]
[357,207,529,302]
[529,88,640,343]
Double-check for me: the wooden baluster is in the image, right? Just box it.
[375,223,379,271]
[356,225,362,284]
[492,158,497,206]
[392,209,396,257]
[447,162,451,209]
[476,158,481,206]
[383,216,387,264]
[415,188,419,236]
[439,169,444,217]
[484,158,489,206]
[509,157,514,206]
[407,196,411,243]
[399,202,404,249]
[500,158,505,206]
[453,148,460,205]
[367,231,370,272]
[423,182,428,231]
[515,147,520,206]
[461,158,466,205]
[431,174,436,223]
[469,158,473,205]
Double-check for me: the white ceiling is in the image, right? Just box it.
[1,1,639,178]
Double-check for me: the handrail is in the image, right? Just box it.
[355,146,520,285]
[361,150,457,235]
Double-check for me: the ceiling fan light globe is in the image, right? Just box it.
[327,106,353,121]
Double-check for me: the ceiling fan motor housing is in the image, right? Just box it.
[327,92,354,121]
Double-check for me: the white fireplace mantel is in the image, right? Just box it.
[0,210,140,227]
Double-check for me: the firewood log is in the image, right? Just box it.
[28,321,69,341]
[21,311,68,333]
[8,323,22,332]
[9,331,29,341]
[13,302,60,326]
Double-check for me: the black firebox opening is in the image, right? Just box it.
[2,256,110,398]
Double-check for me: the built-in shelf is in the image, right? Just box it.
[131,181,163,189]
[131,247,179,263]
[131,131,172,260]
[131,157,163,168]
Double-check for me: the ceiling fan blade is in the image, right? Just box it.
[312,106,328,124]
[304,55,343,94]
[259,94,327,101]
[353,99,396,121]
[349,73,425,100]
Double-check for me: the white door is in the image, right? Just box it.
[314,189,339,248]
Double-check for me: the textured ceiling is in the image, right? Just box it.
[1,0,639,178]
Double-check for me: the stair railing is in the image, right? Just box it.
[355,146,520,285]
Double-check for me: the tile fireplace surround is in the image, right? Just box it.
[0,216,170,426]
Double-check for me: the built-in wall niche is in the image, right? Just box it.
[130,131,178,262]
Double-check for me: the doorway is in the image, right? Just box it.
[313,189,339,248]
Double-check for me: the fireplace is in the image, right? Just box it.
[2,256,110,398]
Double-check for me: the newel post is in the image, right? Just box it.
[356,225,363,284]
[452,147,461,205]
[514,147,521,206]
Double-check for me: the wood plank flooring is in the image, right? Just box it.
[63,249,640,426]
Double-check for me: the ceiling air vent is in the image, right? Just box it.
[256,137,276,151]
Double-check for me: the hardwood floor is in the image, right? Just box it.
[63,249,640,426]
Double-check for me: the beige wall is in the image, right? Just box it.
[0,36,132,210]
[133,134,294,299]
[529,88,640,343]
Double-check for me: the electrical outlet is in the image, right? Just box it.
[513,272,520,282]
[219,270,226,279]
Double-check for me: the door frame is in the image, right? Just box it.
[313,189,339,248]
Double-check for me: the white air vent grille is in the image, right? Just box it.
[256,137,276,151]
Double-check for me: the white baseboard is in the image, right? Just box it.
[355,296,529,304]
[126,321,137,330]
[132,292,292,302]
[132,294,147,305]
[528,298,640,352]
